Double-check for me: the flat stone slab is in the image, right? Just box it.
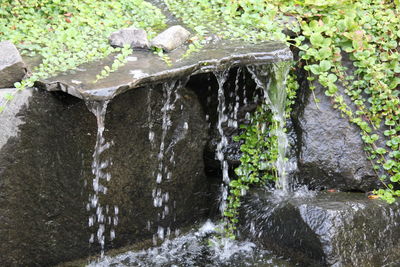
[35,40,291,101]
[240,190,400,266]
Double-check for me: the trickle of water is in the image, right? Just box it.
[152,79,187,244]
[147,86,156,148]
[86,100,118,257]
[228,67,242,129]
[247,62,291,192]
[213,70,230,214]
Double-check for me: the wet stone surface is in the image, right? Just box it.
[240,189,400,267]
[292,67,379,192]
[0,89,96,266]
[108,27,149,49]
[36,40,291,101]
[0,84,214,266]
[100,84,212,248]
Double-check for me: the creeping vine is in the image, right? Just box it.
[165,0,400,236]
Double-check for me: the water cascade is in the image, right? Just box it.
[12,39,383,267]
[247,62,291,192]
[86,101,118,256]
[213,70,230,214]
[0,15,399,264]
[83,62,295,265]
[152,79,188,243]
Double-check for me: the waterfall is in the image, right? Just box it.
[151,79,188,244]
[213,70,230,214]
[84,61,291,259]
[86,100,118,257]
[247,62,291,192]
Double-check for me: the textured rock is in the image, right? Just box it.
[0,41,28,88]
[36,40,292,101]
[151,25,191,51]
[292,73,379,191]
[100,84,212,249]
[240,190,400,266]
[0,89,96,266]
[0,84,212,266]
[109,27,149,49]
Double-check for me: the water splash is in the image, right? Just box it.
[87,220,288,267]
[247,62,291,192]
[86,101,118,257]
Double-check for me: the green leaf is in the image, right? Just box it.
[375,147,387,155]
[327,73,337,83]
[390,173,400,183]
[383,160,396,170]
[319,60,332,72]
[310,33,324,47]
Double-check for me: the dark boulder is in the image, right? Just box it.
[292,71,379,191]
[240,189,400,266]
[0,84,212,266]
[101,83,212,248]
[0,88,96,266]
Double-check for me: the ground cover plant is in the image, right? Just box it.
[165,0,400,235]
[0,0,166,110]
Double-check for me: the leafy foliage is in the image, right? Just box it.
[224,71,298,237]
[0,0,166,110]
[281,0,400,203]
[165,0,400,234]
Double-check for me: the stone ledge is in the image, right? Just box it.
[35,40,291,101]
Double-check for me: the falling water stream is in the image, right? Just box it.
[213,70,230,215]
[87,101,118,257]
[152,80,176,243]
[152,79,189,244]
[247,62,291,192]
[86,62,292,265]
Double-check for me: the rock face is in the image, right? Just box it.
[292,73,379,192]
[240,190,400,266]
[0,88,96,266]
[0,41,28,88]
[100,83,212,248]
[108,27,149,49]
[0,84,212,266]
[151,25,190,51]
